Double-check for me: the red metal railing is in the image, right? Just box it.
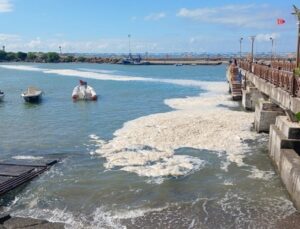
[238,60,299,97]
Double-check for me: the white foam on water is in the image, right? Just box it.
[12,155,44,160]
[223,180,234,186]
[112,206,168,219]
[78,68,119,74]
[11,207,124,229]
[95,92,255,171]
[0,65,43,72]
[90,79,258,178]
[247,166,275,180]
[218,191,296,227]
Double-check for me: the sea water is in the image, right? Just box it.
[0,63,296,228]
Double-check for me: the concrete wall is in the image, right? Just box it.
[269,116,300,210]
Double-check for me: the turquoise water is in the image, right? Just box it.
[0,63,296,228]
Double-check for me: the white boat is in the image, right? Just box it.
[72,81,97,101]
[0,90,4,101]
[21,87,43,103]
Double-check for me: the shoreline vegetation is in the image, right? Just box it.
[0,50,295,65]
[0,50,226,65]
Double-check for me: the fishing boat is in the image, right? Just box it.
[72,80,97,101]
[21,87,43,103]
[0,90,4,102]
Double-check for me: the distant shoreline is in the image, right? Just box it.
[0,51,227,65]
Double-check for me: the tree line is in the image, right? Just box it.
[0,51,88,63]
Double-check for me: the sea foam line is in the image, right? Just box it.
[0,64,225,90]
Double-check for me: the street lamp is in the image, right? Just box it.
[270,37,274,61]
[249,36,256,62]
[292,5,300,67]
[239,37,243,59]
[128,34,131,57]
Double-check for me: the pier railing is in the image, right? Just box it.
[238,60,300,97]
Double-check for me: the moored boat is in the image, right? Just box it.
[72,80,97,101]
[21,87,43,103]
[0,90,4,102]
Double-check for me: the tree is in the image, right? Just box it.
[5,52,17,61]
[65,55,74,62]
[17,52,27,61]
[77,56,86,62]
[46,52,60,63]
[27,52,37,61]
[0,51,6,61]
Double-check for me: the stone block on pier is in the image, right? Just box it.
[254,100,285,133]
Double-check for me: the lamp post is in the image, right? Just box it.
[270,37,274,61]
[250,36,256,63]
[292,5,300,67]
[239,37,243,59]
[128,34,131,57]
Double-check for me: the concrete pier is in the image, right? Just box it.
[254,100,285,133]
[235,64,300,211]
[241,70,300,113]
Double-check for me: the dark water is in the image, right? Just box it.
[0,63,296,228]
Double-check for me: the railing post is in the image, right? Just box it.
[292,72,296,96]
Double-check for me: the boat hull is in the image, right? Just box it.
[22,95,42,103]
[72,85,97,101]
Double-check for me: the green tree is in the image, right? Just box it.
[0,51,6,61]
[27,52,37,61]
[5,52,17,61]
[40,53,47,62]
[17,52,27,61]
[66,55,74,62]
[46,52,60,63]
[77,56,86,62]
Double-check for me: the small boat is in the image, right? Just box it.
[21,87,43,103]
[175,63,183,66]
[0,90,4,101]
[72,80,97,101]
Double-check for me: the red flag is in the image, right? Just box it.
[277,18,285,25]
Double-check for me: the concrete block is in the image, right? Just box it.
[254,101,285,133]
[280,149,300,210]
[276,116,300,140]
[269,125,300,167]
[269,125,285,167]
[291,97,300,114]
[242,89,252,110]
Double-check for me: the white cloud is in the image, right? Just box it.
[177,4,278,29]
[256,33,280,42]
[27,37,42,49]
[145,12,166,21]
[0,33,20,42]
[0,0,13,12]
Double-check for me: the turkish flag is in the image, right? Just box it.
[277,18,285,25]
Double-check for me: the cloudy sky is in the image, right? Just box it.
[0,0,298,53]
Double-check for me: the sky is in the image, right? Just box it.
[0,0,298,54]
